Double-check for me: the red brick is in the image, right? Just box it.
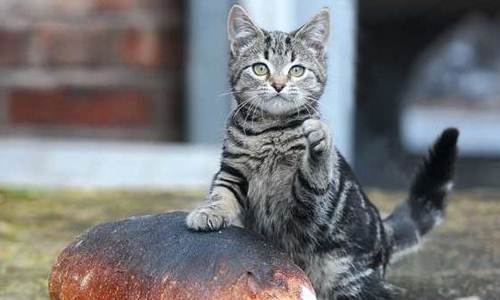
[138,0,182,12]
[93,0,134,12]
[118,28,182,69]
[0,30,30,66]
[37,24,117,66]
[0,0,185,141]
[9,89,152,127]
[52,0,133,15]
[162,30,183,69]
[52,0,94,16]
[163,88,184,140]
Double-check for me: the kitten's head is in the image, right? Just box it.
[228,5,329,116]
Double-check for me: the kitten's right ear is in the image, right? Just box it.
[227,5,262,55]
[294,8,330,58]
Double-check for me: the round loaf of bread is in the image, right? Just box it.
[49,211,316,300]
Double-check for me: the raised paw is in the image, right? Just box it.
[186,205,229,231]
[303,119,331,154]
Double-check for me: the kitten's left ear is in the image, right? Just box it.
[294,8,330,57]
[227,5,263,55]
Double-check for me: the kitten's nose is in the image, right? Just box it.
[271,82,286,93]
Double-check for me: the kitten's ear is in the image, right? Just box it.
[294,8,330,57]
[227,5,263,55]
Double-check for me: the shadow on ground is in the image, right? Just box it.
[0,188,498,299]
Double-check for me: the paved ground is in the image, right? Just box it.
[371,190,500,300]
[0,188,498,300]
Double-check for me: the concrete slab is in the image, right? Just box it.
[0,138,220,188]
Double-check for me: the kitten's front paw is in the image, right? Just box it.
[303,119,331,154]
[186,205,229,231]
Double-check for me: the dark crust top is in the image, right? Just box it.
[49,212,314,300]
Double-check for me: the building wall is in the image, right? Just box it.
[0,0,184,141]
[356,0,500,188]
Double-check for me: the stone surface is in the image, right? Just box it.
[48,211,316,300]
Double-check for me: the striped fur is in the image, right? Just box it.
[186,5,459,300]
[384,128,459,263]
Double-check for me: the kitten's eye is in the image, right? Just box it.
[252,63,269,76]
[289,65,305,77]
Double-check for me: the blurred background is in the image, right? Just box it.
[0,0,499,189]
[1,1,500,299]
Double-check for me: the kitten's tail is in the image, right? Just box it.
[384,128,459,262]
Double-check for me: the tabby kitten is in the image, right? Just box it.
[186,5,459,300]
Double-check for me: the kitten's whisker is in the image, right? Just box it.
[305,103,320,118]
[218,89,262,101]
[302,103,312,118]
[305,97,322,111]
[216,88,240,98]
[242,102,255,129]
[249,99,261,128]
[232,97,254,122]
[259,98,265,121]
[304,102,321,117]
[305,104,320,118]
[238,94,262,130]
[217,91,238,98]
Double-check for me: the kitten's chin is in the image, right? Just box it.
[259,96,302,116]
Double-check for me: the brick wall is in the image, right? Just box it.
[0,0,184,141]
